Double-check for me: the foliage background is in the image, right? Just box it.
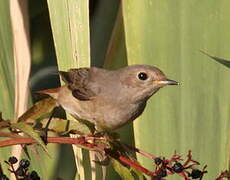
[0,0,229,179]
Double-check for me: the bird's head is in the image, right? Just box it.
[118,65,179,102]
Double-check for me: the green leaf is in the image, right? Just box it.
[11,122,48,152]
[122,0,230,179]
[47,0,90,70]
[0,0,14,120]
[111,158,134,180]
[47,1,91,179]
[0,1,14,176]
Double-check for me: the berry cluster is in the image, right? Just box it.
[151,151,207,180]
[2,156,40,180]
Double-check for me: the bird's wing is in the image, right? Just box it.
[59,68,96,101]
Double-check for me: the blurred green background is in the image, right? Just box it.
[0,0,229,179]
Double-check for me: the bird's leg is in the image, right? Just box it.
[41,107,57,144]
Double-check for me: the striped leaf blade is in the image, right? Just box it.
[122,0,230,179]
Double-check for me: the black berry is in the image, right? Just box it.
[158,169,167,177]
[152,176,162,180]
[30,171,40,180]
[189,169,203,179]
[8,156,18,164]
[154,158,163,165]
[16,167,25,176]
[172,162,184,173]
[19,159,30,169]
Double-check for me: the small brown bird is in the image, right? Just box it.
[41,65,179,132]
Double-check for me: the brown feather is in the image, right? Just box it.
[36,87,61,99]
[59,68,96,101]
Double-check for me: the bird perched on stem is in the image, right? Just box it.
[39,65,179,132]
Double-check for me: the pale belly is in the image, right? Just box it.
[57,86,146,131]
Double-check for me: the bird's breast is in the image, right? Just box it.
[57,86,147,131]
[96,100,147,130]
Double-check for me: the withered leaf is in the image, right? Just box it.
[0,132,23,138]
[0,120,11,130]
[18,97,57,123]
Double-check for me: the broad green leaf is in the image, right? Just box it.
[122,0,230,179]
[18,97,57,123]
[47,0,90,70]
[0,0,14,121]
[0,1,14,176]
[47,0,91,179]
[111,158,134,180]
[11,122,47,152]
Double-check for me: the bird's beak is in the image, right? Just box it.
[154,79,179,86]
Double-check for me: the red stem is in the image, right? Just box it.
[118,155,156,176]
[0,137,158,177]
[0,137,102,150]
[1,137,195,179]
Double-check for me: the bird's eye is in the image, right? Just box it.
[138,72,148,81]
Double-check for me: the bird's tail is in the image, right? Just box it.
[36,87,61,99]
